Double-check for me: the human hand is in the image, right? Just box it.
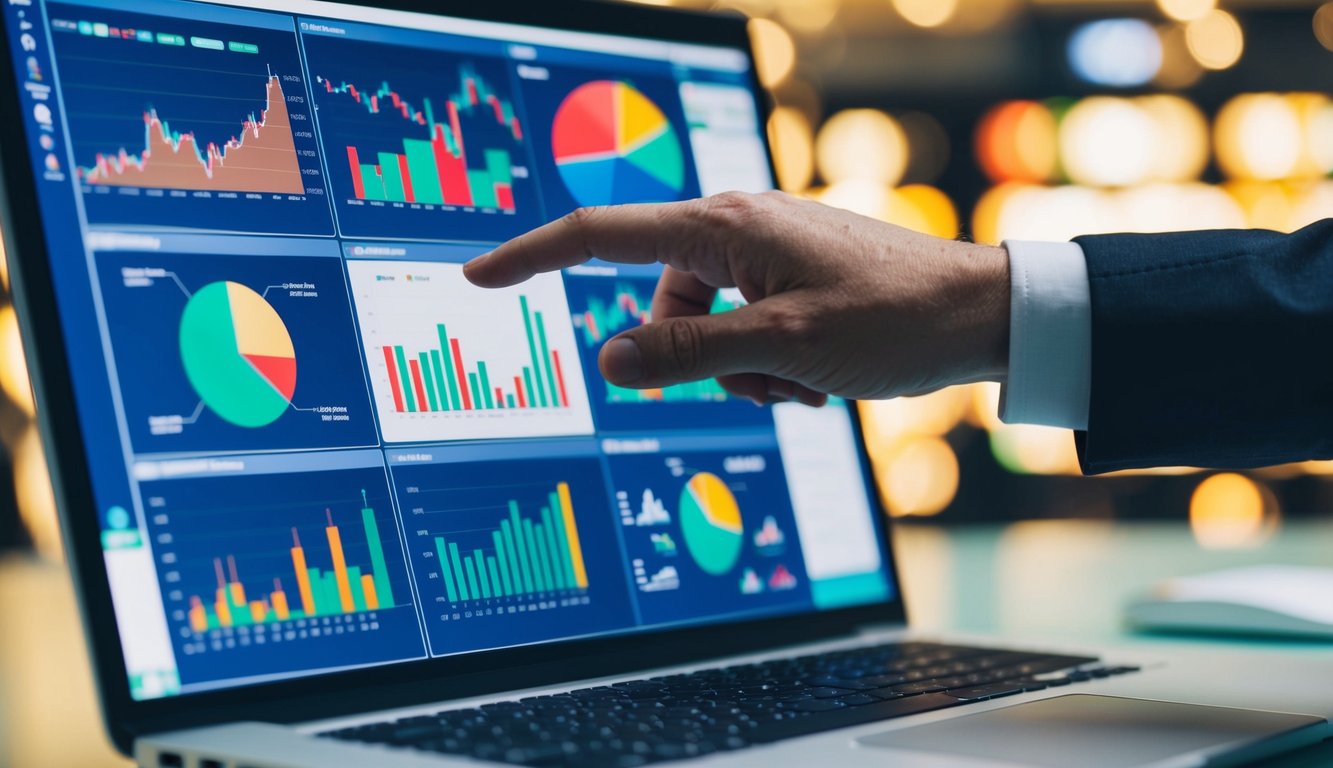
[464,191,1009,406]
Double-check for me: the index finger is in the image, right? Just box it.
[463,199,710,288]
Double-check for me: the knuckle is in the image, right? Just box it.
[562,206,603,258]
[765,303,816,353]
[665,318,706,378]
[703,191,768,229]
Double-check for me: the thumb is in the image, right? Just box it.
[598,302,786,389]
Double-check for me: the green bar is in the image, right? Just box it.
[419,352,439,411]
[378,152,407,202]
[478,362,495,409]
[507,394,516,409]
[320,572,341,616]
[520,297,548,407]
[472,551,492,598]
[435,538,459,602]
[448,542,469,601]
[549,492,577,589]
[523,519,547,592]
[362,504,395,607]
[486,557,504,598]
[393,347,417,412]
[227,41,259,54]
[523,367,537,410]
[308,567,326,615]
[468,170,499,208]
[485,149,513,186]
[468,373,483,411]
[359,165,387,201]
[429,351,450,412]
[536,311,560,410]
[437,325,462,410]
[348,566,367,612]
[463,557,481,600]
[510,503,534,593]
[229,587,252,626]
[501,519,526,595]
[532,522,556,593]
[492,531,514,596]
[403,138,445,204]
[541,506,566,589]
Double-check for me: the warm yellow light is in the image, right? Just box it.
[1315,3,1333,52]
[1224,181,1294,231]
[897,185,959,238]
[1215,94,1302,181]
[1138,94,1210,183]
[0,304,35,416]
[749,18,796,88]
[988,423,1082,476]
[815,109,908,186]
[970,183,1027,246]
[892,0,959,29]
[1158,0,1216,22]
[1185,10,1244,70]
[14,426,61,561]
[1291,93,1333,179]
[1153,23,1205,90]
[776,0,839,34]
[1059,97,1155,187]
[1189,473,1273,549]
[1292,181,1333,230]
[976,101,1057,184]
[879,436,960,518]
[767,106,814,192]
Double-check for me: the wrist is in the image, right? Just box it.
[959,243,1011,381]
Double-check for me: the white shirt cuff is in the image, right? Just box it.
[999,240,1092,431]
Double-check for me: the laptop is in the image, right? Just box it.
[1,0,1329,766]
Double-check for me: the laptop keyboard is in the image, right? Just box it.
[321,641,1139,767]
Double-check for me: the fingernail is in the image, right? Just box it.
[602,338,644,384]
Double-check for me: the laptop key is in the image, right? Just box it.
[943,683,1026,701]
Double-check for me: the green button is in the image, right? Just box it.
[156,33,184,45]
[190,36,224,50]
[77,21,93,35]
[92,22,108,37]
[227,41,259,54]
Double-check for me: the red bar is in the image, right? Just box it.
[511,118,523,141]
[382,346,405,412]
[348,84,358,101]
[347,147,365,199]
[552,350,570,408]
[434,123,473,207]
[495,386,504,408]
[325,79,334,93]
[448,101,466,158]
[409,359,429,412]
[396,154,415,203]
[509,376,525,408]
[370,94,379,112]
[467,79,479,105]
[495,184,514,210]
[450,338,472,410]
[488,94,504,125]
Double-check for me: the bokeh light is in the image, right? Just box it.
[1215,94,1303,181]
[1153,22,1205,90]
[988,424,1082,476]
[749,17,796,87]
[815,108,908,186]
[879,436,960,518]
[775,0,839,35]
[1157,0,1216,23]
[892,0,958,29]
[1185,9,1244,70]
[1315,2,1333,52]
[897,184,959,238]
[0,304,35,416]
[1068,19,1162,88]
[976,101,1058,184]
[1138,94,1210,182]
[14,426,60,561]
[1059,97,1155,187]
[1189,473,1276,549]
[767,106,815,192]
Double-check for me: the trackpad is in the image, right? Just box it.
[857,694,1327,768]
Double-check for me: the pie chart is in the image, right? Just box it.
[679,472,744,576]
[179,281,297,428]
[551,81,686,207]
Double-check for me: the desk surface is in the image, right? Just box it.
[2,519,1331,767]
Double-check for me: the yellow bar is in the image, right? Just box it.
[189,598,208,633]
[360,574,379,610]
[229,581,246,607]
[272,590,290,620]
[214,588,233,627]
[291,545,315,616]
[249,600,267,623]
[557,482,588,588]
[326,525,355,612]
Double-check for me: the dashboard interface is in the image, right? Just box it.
[2,0,894,700]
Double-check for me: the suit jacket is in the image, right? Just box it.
[1072,219,1333,474]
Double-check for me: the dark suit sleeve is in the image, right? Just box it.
[1071,219,1333,474]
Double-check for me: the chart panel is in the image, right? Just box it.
[46,4,332,234]
[94,249,377,454]
[388,449,634,656]
[142,457,425,689]
[347,258,594,442]
[301,31,542,241]
[562,270,774,432]
[605,440,813,626]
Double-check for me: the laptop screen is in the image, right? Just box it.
[3,0,895,701]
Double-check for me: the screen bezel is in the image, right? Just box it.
[0,0,909,753]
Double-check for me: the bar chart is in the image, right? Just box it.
[347,259,593,442]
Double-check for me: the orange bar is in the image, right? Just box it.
[557,482,589,588]
[272,588,290,621]
[189,597,208,633]
[326,519,355,612]
[290,529,315,616]
[360,574,379,610]
[214,587,233,627]
[249,600,267,623]
[229,581,246,607]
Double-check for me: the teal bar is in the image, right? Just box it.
[486,557,504,598]
[418,352,439,411]
[448,542,469,601]
[437,325,462,410]
[468,373,483,411]
[378,152,407,202]
[478,362,495,409]
[348,566,367,612]
[468,170,499,208]
[532,522,556,593]
[359,164,387,201]
[403,138,445,204]
[435,538,459,602]
[308,567,326,615]
[501,519,526,594]
[522,518,546,592]
[549,492,577,588]
[520,297,548,407]
[463,557,481,600]
[507,394,516,408]
[536,311,560,411]
[485,148,513,186]
[472,550,491,598]
[429,351,450,412]
[540,506,566,589]
[508,504,534,593]
[393,347,417,412]
[320,572,341,616]
[362,504,395,607]
[492,531,514,596]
